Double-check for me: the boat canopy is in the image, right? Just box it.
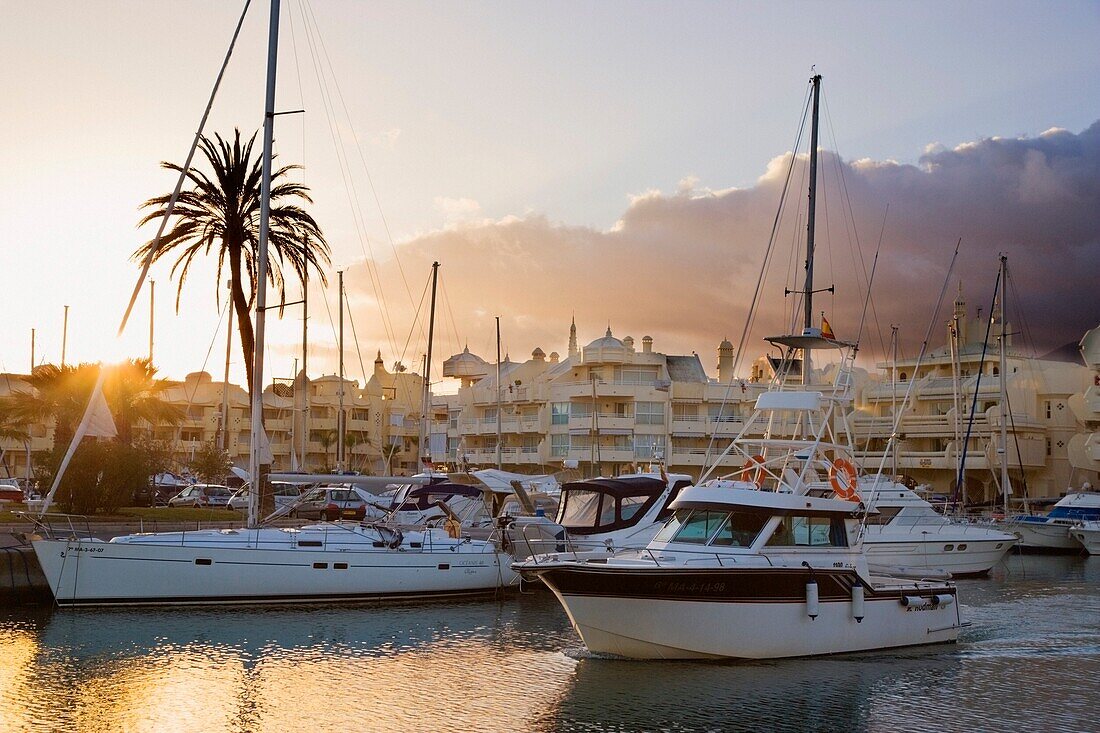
[671,485,865,517]
[394,483,485,511]
[557,476,669,535]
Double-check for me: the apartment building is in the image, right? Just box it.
[851,294,1091,501]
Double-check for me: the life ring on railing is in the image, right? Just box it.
[829,458,860,501]
[739,455,766,487]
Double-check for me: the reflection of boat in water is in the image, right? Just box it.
[537,648,959,733]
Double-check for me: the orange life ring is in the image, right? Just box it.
[829,458,860,501]
[740,455,766,487]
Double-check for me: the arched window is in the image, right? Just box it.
[899,372,908,381]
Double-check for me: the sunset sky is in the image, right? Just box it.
[2,1,1098,389]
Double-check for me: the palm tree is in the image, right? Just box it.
[1,364,97,450]
[133,129,329,393]
[102,358,184,446]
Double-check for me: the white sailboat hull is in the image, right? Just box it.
[32,526,516,606]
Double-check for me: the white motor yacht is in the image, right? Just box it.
[845,476,1017,576]
[1068,521,1100,554]
[515,484,960,659]
[1000,492,1100,552]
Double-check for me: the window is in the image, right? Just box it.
[765,515,848,547]
[672,403,698,420]
[709,403,738,423]
[351,408,370,421]
[864,506,902,525]
[570,402,592,419]
[620,366,659,385]
[670,510,728,544]
[1045,401,1052,419]
[636,402,665,425]
[550,434,569,457]
[551,403,570,425]
[483,407,498,421]
[634,434,665,459]
[620,495,649,522]
[559,490,601,526]
[711,512,771,547]
[654,509,689,543]
[180,428,203,442]
[449,411,459,429]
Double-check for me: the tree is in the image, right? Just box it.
[188,440,233,483]
[103,358,184,445]
[133,129,329,393]
[1,363,97,450]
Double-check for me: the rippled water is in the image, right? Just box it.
[1,555,1096,733]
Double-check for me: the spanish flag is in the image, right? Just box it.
[821,315,835,340]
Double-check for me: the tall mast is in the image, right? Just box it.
[30,328,34,374]
[301,277,309,470]
[496,316,502,470]
[420,262,439,472]
[890,324,898,478]
[999,254,1009,515]
[220,280,233,451]
[247,0,280,529]
[802,73,822,384]
[337,270,345,471]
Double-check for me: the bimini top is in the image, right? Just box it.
[394,483,485,511]
[671,485,864,517]
[560,476,667,498]
[557,476,674,535]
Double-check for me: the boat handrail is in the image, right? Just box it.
[14,511,97,541]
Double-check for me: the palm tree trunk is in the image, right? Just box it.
[228,247,256,395]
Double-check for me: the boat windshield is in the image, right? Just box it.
[653,509,770,547]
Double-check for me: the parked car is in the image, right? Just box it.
[290,486,383,521]
[167,484,234,508]
[133,483,173,507]
[228,482,306,512]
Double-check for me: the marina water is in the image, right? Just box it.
[1,555,1096,733]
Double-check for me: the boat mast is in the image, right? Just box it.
[149,280,155,363]
[802,73,822,385]
[496,315,502,470]
[890,324,898,478]
[998,254,1009,516]
[301,276,309,469]
[337,269,345,472]
[247,0,280,529]
[420,262,439,472]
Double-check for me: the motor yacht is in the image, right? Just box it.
[1068,520,1100,554]
[515,483,960,659]
[1000,492,1100,552]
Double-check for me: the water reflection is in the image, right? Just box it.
[0,556,1096,733]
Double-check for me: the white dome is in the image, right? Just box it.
[583,328,628,363]
[442,346,490,379]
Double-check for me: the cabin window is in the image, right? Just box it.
[865,506,902,525]
[670,510,728,544]
[559,490,601,527]
[599,498,618,526]
[766,515,848,547]
[654,509,690,543]
[620,495,649,522]
[710,511,771,547]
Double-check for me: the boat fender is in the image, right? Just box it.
[851,584,865,623]
[900,595,926,607]
[805,581,819,620]
[932,594,954,607]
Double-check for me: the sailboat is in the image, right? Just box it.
[516,74,963,659]
[29,0,517,606]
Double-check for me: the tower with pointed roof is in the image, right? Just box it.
[568,315,578,360]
